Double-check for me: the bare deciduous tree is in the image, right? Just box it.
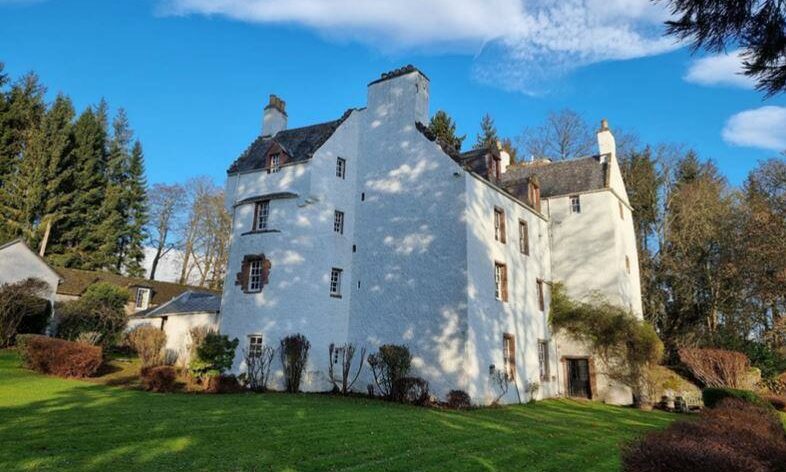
[518,109,595,161]
[328,342,366,395]
[243,344,275,392]
[147,183,186,280]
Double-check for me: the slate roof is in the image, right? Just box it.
[227,110,354,174]
[137,290,221,318]
[500,156,609,199]
[56,267,219,307]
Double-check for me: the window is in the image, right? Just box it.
[538,340,550,381]
[254,200,270,231]
[503,334,516,380]
[248,335,263,358]
[494,262,508,302]
[536,279,545,311]
[529,181,541,212]
[249,260,264,292]
[518,220,529,256]
[268,153,281,173]
[336,157,346,179]
[334,210,344,234]
[619,201,624,220]
[570,195,581,213]
[330,268,342,297]
[625,255,631,274]
[493,207,506,243]
[135,287,151,310]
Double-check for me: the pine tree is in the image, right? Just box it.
[428,110,465,152]
[122,140,148,276]
[100,109,132,272]
[474,113,498,149]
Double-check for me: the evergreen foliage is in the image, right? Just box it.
[474,113,498,149]
[427,110,465,152]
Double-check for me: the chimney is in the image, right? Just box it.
[262,94,287,137]
[367,65,430,125]
[597,118,616,163]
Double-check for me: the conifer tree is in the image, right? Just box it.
[122,140,148,276]
[474,113,499,149]
[428,110,465,152]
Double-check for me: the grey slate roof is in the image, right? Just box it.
[227,110,354,174]
[138,290,221,318]
[500,156,609,199]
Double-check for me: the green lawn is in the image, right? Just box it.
[0,350,674,472]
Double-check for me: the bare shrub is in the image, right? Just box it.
[280,334,310,393]
[367,344,411,399]
[491,368,510,404]
[187,326,212,361]
[242,344,275,391]
[679,348,750,388]
[622,398,786,472]
[0,278,50,347]
[328,343,366,394]
[17,334,102,378]
[127,325,167,368]
[205,374,242,394]
[393,376,430,405]
[74,331,103,346]
[141,366,177,393]
[446,390,472,409]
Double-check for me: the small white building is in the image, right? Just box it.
[0,239,62,305]
[219,66,643,405]
[127,291,221,366]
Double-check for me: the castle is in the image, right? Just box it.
[219,66,642,405]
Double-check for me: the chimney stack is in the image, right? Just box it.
[597,118,616,163]
[262,94,287,137]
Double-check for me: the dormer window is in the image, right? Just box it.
[528,181,541,212]
[268,154,281,174]
[135,287,151,310]
[254,200,270,231]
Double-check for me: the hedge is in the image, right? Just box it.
[701,387,770,409]
[17,334,102,378]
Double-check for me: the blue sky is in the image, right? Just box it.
[1,0,784,187]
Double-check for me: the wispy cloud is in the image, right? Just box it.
[722,106,786,151]
[684,49,756,89]
[159,0,678,94]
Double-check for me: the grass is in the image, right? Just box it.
[0,350,675,472]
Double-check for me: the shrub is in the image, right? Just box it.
[189,332,239,380]
[0,278,50,347]
[446,390,472,409]
[328,343,366,395]
[702,387,769,409]
[765,395,786,411]
[205,374,242,394]
[187,326,211,362]
[367,344,411,399]
[280,334,310,393]
[679,348,750,389]
[56,282,129,347]
[126,325,167,368]
[622,398,786,472]
[241,343,275,392]
[17,334,102,378]
[141,366,176,393]
[393,376,430,405]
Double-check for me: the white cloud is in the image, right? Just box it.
[722,106,786,151]
[160,0,678,93]
[684,49,756,89]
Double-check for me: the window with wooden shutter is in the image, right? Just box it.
[236,254,271,293]
[529,181,541,212]
[495,262,508,302]
[494,207,506,243]
[519,219,529,256]
[503,334,515,380]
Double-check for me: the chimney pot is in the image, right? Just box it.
[600,118,609,131]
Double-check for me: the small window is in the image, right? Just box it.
[249,260,264,292]
[334,210,344,235]
[330,268,342,297]
[254,200,270,231]
[248,335,263,358]
[503,334,516,380]
[538,340,550,381]
[529,181,541,212]
[336,157,346,179]
[135,287,151,310]
[493,208,506,243]
[518,220,529,256]
[494,262,508,302]
[619,201,624,220]
[536,279,545,311]
[625,255,631,274]
[570,195,581,214]
[268,154,281,173]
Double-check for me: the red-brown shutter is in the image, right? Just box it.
[501,265,508,302]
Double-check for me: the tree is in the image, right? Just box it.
[427,110,465,152]
[147,182,186,280]
[122,140,148,276]
[658,0,786,96]
[500,137,518,165]
[474,113,498,149]
[518,109,595,161]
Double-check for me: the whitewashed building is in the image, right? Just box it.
[219,66,643,405]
